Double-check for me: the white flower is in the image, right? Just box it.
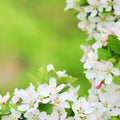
[77,7,87,20]
[102,83,120,107]
[49,78,65,93]
[98,83,120,117]
[11,88,20,104]
[87,103,107,120]
[85,0,103,17]
[66,85,80,101]
[0,92,10,104]
[2,108,21,120]
[78,17,96,34]
[50,92,70,108]
[96,13,115,31]
[83,50,98,69]
[102,62,120,84]
[85,61,120,85]
[24,109,47,120]
[0,92,10,109]
[105,21,120,39]
[114,2,120,15]
[56,70,68,78]
[47,107,67,120]
[104,0,120,13]
[85,61,106,85]
[110,107,120,116]
[47,64,54,72]
[64,0,80,10]
[80,45,92,63]
[88,83,120,118]
[37,84,51,104]
[72,97,94,119]
[18,83,38,112]
[92,33,108,49]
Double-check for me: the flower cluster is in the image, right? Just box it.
[65,0,120,49]
[81,45,120,86]
[65,0,120,119]
[0,65,120,120]
[0,65,79,120]
[65,0,120,85]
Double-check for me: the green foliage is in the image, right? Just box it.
[66,108,74,117]
[97,35,120,84]
[29,65,78,87]
[79,0,88,6]
[72,12,79,21]
[98,48,112,61]
[0,96,12,117]
[115,61,120,68]
[108,35,120,54]
[113,61,120,84]
[110,116,120,120]
[0,104,10,116]
[98,35,120,66]
[102,11,113,16]
[108,58,117,64]
[38,103,53,115]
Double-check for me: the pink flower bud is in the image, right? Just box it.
[93,83,102,89]
[108,30,115,35]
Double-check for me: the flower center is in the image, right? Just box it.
[108,1,115,6]
[103,102,108,108]
[32,115,39,120]
[11,117,17,120]
[77,107,84,114]
[106,69,111,74]
[93,5,98,10]
[55,98,60,104]
[100,17,106,22]
[116,88,120,93]
[58,110,62,118]
[29,101,34,108]
[81,117,86,120]
[38,95,44,101]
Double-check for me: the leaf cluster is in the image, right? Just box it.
[98,35,120,66]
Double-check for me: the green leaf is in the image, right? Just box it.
[0,104,10,116]
[72,12,79,21]
[113,76,120,84]
[38,65,49,84]
[29,65,58,86]
[38,103,53,115]
[66,108,74,117]
[110,116,120,120]
[10,104,18,111]
[108,58,117,64]
[79,0,88,6]
[115,60,120,68]
[98,48,112,61]
[58,76,78,85]
[102,11,112,16]
[42,104,53,115]
[108,35,120,54]
[114,54,120,60]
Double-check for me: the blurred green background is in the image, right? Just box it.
[0,0,90,95]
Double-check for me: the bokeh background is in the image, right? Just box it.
[0,0,90,95]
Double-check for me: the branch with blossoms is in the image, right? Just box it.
[65,0,120,86]
[64,0,120,119]
[0,65,120,120]
[0,0,120,120]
